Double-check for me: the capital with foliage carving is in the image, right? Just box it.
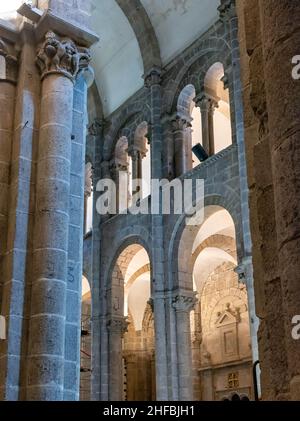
[218,0,237,22]
[172,293,198,313]
[36,31,91,82]
[107,316,129,335]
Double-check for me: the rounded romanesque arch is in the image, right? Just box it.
[103,102,151,161]
[163,36,231,115]
[104,234,153,401]
[168,189,244,292]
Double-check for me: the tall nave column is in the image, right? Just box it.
[172,293,197,401]
[258,0,300,399]
[107,316,128,401]
[0,37,18,400]
[145,67,169,400]
[26,32,90,400]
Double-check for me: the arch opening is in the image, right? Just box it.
[109,243,155,401]
[80,275,92,401]
[176,206,253,400]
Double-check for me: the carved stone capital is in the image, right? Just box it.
[144,66,162,88]
[171,115,189,132]
[0,38,18,84]
[36,31,91,82]
[218,0,237,22]
[107,316,129,335]
[172,293,197,313]
[194,93,219,113]
[88,119,104,137]
[127,145,146,160]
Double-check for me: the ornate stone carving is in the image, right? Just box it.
[0,38,18,83]
[144,66,162,88]
[218,0,236,21]
[171,115,189,132]
[36,31,91,81]
[88,119,103,137]
[107,316,129,335]
[195,93,219,113]
[172,294,197,313]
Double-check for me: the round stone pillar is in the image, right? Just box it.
[172,293,197,401]
[26,31,90,400]
[107,316,128,401]
[195,93,218,156]
[259,0,300,399]
[172,115,188,177]
[145,67,169,401]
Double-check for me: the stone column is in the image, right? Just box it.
[259,0,300,399]
[195,93,218,156]
[161,114,175,179]
[0,37,20,401]
[110,162,129,213]
[64,67,94,401]
[124,353,136,401]
[87,119,105,401]
[218,0,252,256]
[219,0,259,387]
[172,115,188,177]
[84,162,93,232]
[172,293,197,401]
[0,39,17,288]
[128,147,143,198]
[0,39,17,302]
[208,98,218,156]
[107,316,128,401]
[145,67,169,400]
[26,31,90,401]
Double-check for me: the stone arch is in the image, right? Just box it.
[114,136,129,168]
[163,36,232,114]
[104,231,152,292]
[191,234,237,266]
[168,191,243,292]
[115,0,162,74]
[177,84,196,119]
[105,235,153,400]
[103,102,151,161]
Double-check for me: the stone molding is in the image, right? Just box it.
[36,31,91,82]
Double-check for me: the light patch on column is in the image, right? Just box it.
[0,55,6,79]
[0,315,5,340]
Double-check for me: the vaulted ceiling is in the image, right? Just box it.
[91,0,220,116]
[1,0,221,116]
